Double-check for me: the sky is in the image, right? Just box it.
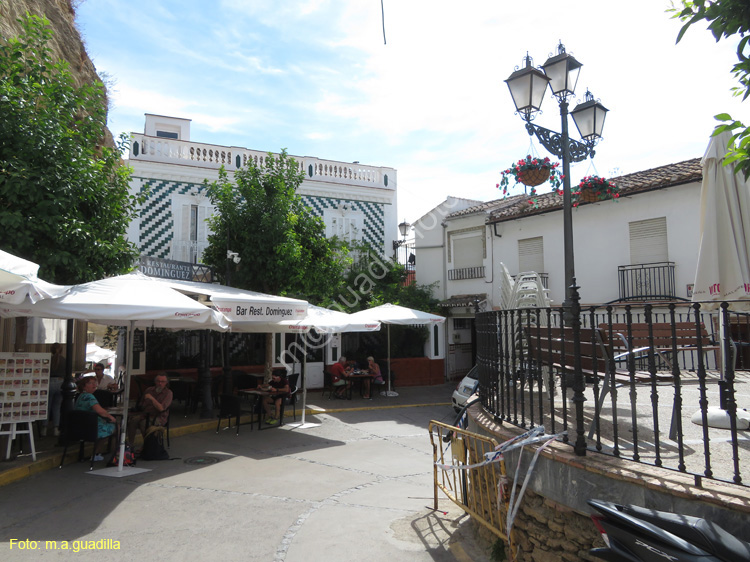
[74,0,747,230]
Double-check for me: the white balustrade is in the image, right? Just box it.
[130,134,395,189]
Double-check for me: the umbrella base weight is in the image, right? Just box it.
[380,390,399,397]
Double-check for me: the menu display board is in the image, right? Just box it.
[0,352,51,424]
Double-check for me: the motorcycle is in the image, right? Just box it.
[588,499,750,561]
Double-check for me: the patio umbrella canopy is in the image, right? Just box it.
[692,131,750,311]
[348,304,445,396]
[0,271,229,472]
[0,249,69,304]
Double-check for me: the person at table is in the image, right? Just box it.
[74,373,118,455]
[261,369,290,425]
[366,356,385,397]
[126,373,173,447]
[93,362,117,390]
[329,356,352,399]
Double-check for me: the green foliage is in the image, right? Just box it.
[671,0,750,179]
[203,151,347,300]
[0,14,143,283]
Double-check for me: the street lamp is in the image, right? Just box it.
[505,42,608,315]
[392,219,411,263]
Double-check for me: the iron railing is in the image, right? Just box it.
[475,290,749,487]
[617,262,676,301]
[449,266,485,280]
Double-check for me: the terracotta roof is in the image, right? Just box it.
[447,196,525,218]
[487,158,702,224]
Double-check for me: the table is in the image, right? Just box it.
[237,388,276,430]
[343,371,374,400]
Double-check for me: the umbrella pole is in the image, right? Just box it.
[382,324,398,397]
[300,336,307,425]
[117,321,135,472]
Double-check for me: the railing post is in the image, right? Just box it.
[570,279,587,456]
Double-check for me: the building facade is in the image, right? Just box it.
[414,159,705,379]
[126,114,399,266]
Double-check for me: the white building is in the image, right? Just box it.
[415,159,704,379]
[126,114,399,265]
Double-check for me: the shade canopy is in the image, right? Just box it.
[0,271,229,330]
[0,249,70,304]
[149,277,308,327]
[692,131,750,311]
[277,305,381,333]
[348,303,445,326]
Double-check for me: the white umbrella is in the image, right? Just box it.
[691,131,750,427]
[85,342,116,364]
[1,271,229,473]
[348,304,445,396]
[692,131,750,310]
[0,249,69,304]
[279,305,381,429]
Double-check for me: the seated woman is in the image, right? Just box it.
[75,373,118,456]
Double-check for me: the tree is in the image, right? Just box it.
[203,151,347,301]
[0,14,143,284]
[672,1,750,178]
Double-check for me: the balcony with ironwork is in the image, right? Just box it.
[618,261,676,301]
[448,266,485,281]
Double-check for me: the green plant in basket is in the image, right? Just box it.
[572,175,620,206]
[497,155,563,202]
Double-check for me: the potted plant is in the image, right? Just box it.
[573,175,620,206]
[498,155,563,198]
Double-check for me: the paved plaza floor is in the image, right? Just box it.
[0,383,497,562]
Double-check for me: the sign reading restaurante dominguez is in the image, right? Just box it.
[137,256,209,282]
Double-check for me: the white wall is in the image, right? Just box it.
[491,182,703,305]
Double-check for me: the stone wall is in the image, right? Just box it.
[464,404,750,561]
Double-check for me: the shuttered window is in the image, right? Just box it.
[453,235,483,268]
[518,236,544,273]
[171,196,212,263]
[629,217,668,264]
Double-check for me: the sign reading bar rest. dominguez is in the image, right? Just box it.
[0,352,51,424]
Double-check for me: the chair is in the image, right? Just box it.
[216,394,243,435]
[169,379,192,416]
[285,373,300,421]
[322,368,335,399]
[93,389,115,408]
[146,409,171,448]
[59,410,113,470]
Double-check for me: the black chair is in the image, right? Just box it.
[169,379,192,416]
[283,372,300,421]
[93,389,115,408]
[216,394,243,435]
[145,409,171,448]
[59,410,113,470]
[322,369,335,399]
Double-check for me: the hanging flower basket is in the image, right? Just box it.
[572,175,621,206]
[497,155,562,199]
[518,167,550,187]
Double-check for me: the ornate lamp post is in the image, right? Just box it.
[392,219,411,264]
[505,42,608,316]
[505,43,608,456]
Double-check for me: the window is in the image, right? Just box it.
[323,208,363,244]
[171,195,213,263]
[156,130,179,139]
[452,236,483,269]
[518,236,544,273]
[629,217,668,264]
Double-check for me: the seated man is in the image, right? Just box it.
[329,356,352,399]
[93,362,117,391]
[262,369,290,425]
[127,373,173,447]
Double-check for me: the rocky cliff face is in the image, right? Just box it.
[1,0,113,144]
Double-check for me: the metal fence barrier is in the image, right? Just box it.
[475,289,749,487]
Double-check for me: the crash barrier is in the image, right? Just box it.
[428,420,565,559]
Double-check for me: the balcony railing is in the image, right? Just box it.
[448,266,485,280]
[618,262,676,301]
[511,272,549,288]
[475,297,750,487]
[129,134,396,190]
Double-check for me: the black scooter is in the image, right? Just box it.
[588,499,750,561]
